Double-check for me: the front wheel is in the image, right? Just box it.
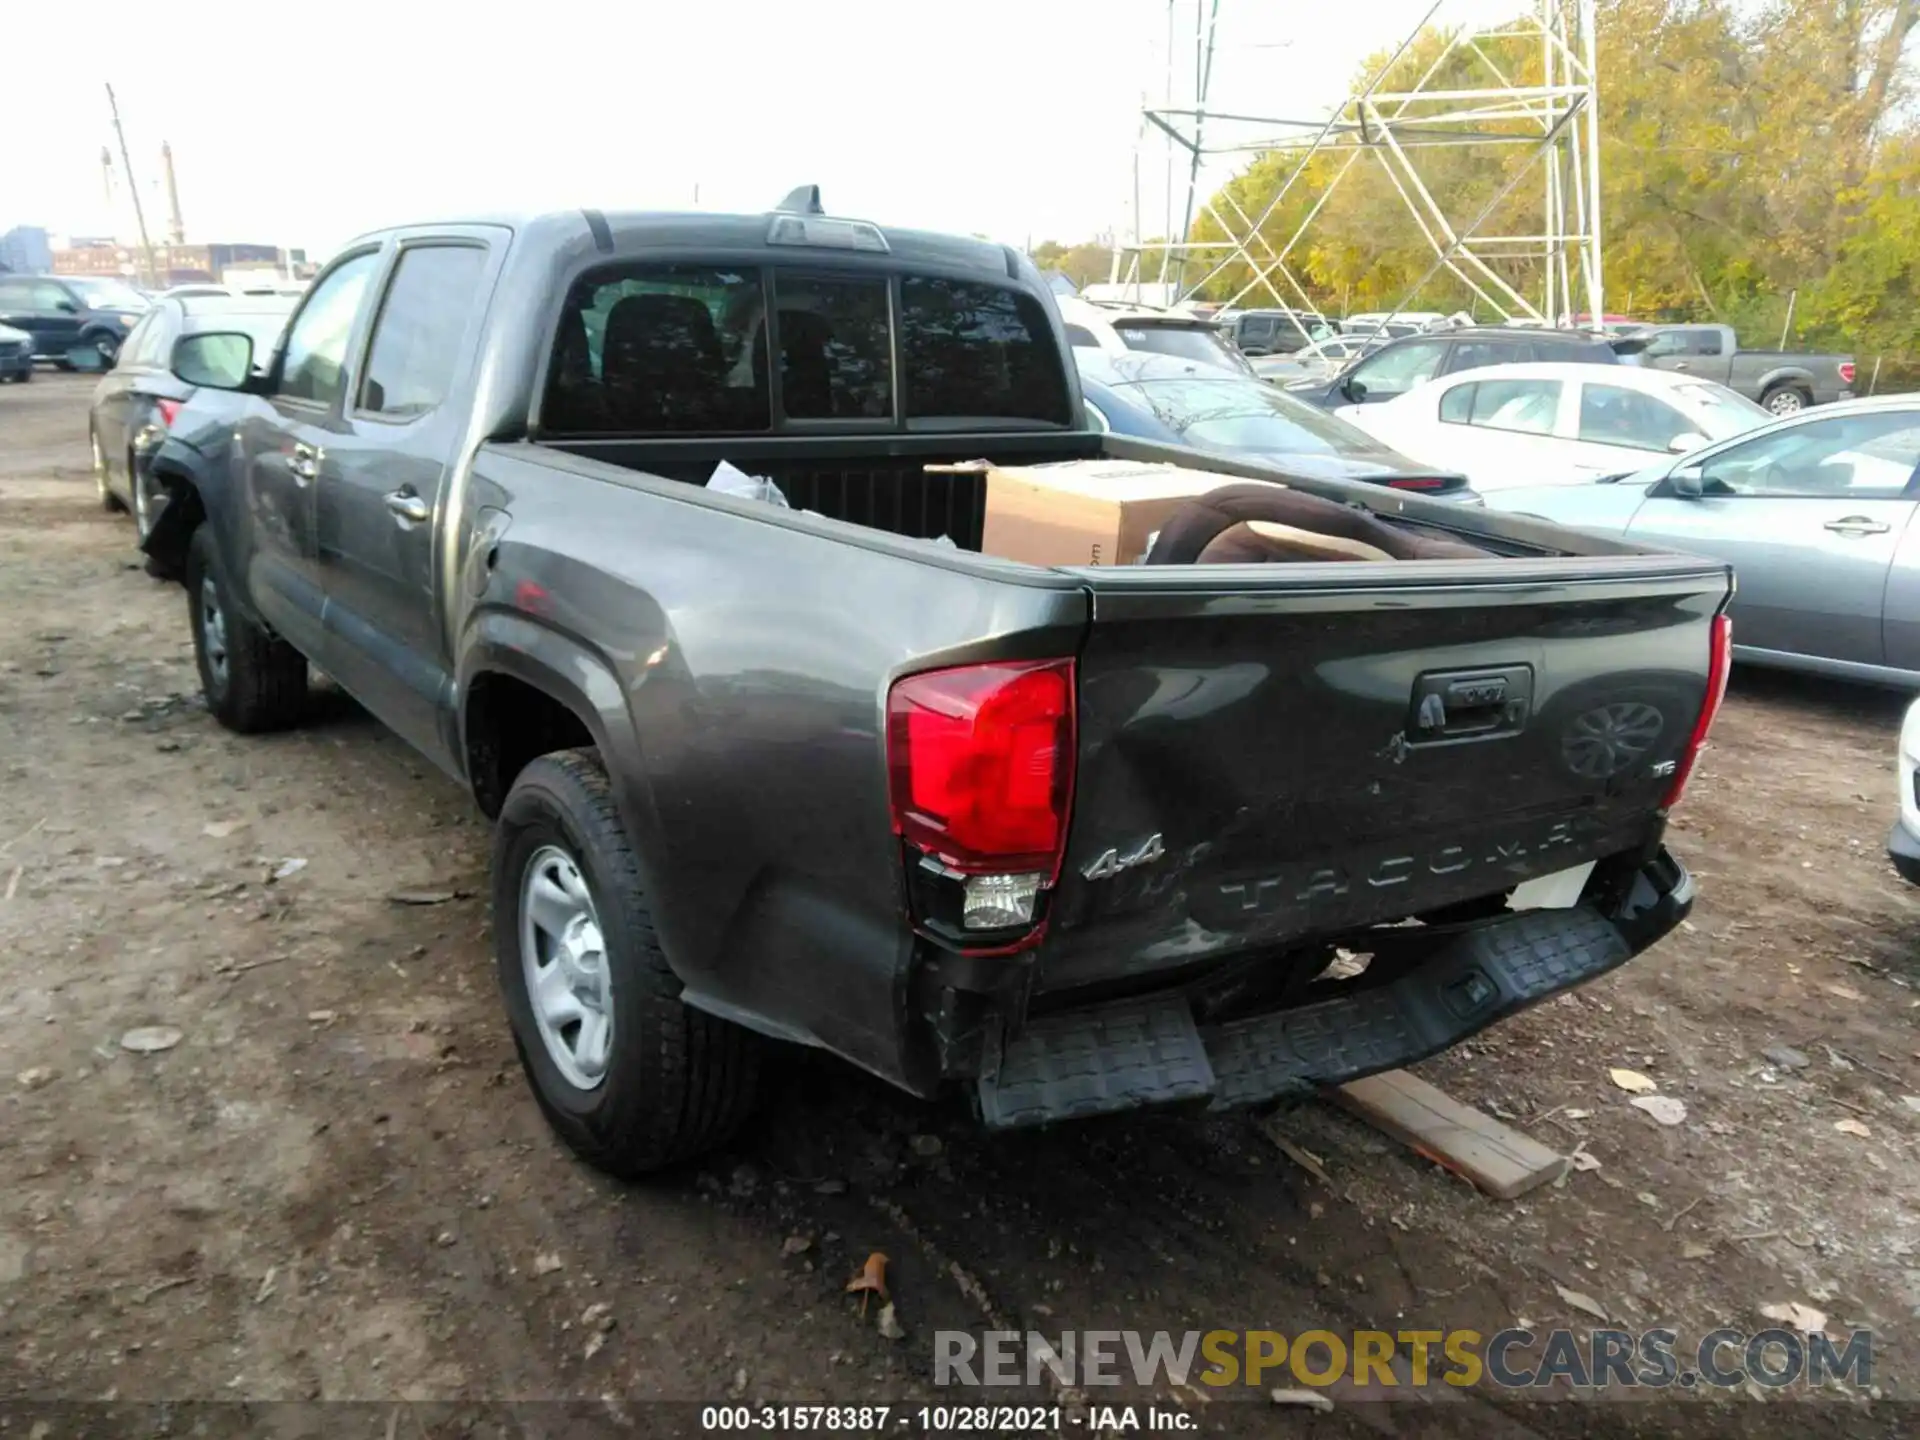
[186,524,309,732]
[1762,385,1809,417]
[493,749,761,1176]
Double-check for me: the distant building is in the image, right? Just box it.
[0,226,54,274]
[51,240,293,286]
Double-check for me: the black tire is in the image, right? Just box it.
[90,428,123,513]
[493,749,761,1176]
[1761,384,1811,417]
[185,524,308,732]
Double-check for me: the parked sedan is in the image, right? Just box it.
[1484,396,1920,687]
[89,293,295,542]
[1077,350,1478,501]
[0,322,32,382]
[1339,363,1771,493]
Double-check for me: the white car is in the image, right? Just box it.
[1056,296,1251,377]
[1892,699,1920,884]
[1335,361,1772,492]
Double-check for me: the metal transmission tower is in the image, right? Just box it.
[1120,0,1605,330]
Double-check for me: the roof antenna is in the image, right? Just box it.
[775,185,825,215]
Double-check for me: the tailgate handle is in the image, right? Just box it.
[1409,665,1533,744]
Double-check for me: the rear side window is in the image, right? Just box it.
[775,274,892,421]
[898,277,1071,423]
[543,264,770,435]
[358,246,489,417]
[1438,382,1475,423]
[1449,339,1522,372]
[1467,378,1562,434]
[1063,323,1099,348]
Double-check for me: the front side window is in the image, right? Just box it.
[1578,384,1697,450]
[278,252,381,406]
[1349,339,1447,397]
[30,282,72,313]
[1698,412,1920,498]
[898,277,1070,423]
[358,245,489,418]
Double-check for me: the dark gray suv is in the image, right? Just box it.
[0,274,149,367]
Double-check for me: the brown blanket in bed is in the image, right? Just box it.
[1143,483,1490,565]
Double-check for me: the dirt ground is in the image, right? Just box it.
[2,371,1918,1437]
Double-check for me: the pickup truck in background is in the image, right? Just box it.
[1633,323,1855,416]
[138,189,1731,1177]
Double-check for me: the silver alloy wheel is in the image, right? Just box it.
[1765,388,1806,416]
[91,431,109,503]
[199,575,229,690]
[519,845,614,1090]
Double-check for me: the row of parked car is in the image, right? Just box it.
[1050,294,1917,695]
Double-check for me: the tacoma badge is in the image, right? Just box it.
[1081,833,1166,881]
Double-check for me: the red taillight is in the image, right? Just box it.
[887,660,1075,875]
[1387,476,1448,491]
[155,399,183,428]
[1839,361,1857,386]
[1663,613,1732,809]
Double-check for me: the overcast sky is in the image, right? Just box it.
[1,0,1520,262]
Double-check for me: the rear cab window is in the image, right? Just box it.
[541,261,1072,435]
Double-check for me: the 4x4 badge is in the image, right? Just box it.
[1082,833,1166,881]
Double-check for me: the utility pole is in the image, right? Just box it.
[105,83,159,288]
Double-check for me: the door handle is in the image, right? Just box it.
[287,441,321,484]
[1824,516,1891,536]
[1673,360,1690,370]
[385,489,431,524]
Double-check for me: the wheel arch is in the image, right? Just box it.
[141,455,208,581]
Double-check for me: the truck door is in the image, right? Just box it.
[1624,409,1920,665]
[312,235,499,771]
[234,249,384,660]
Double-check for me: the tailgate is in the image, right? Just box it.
[1037,558,1729,992]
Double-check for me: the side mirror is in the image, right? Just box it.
[1671,466,1705,499]
[54,300,79,315]
[171,331,256,390]
[1342,376,1368,403]
[1669,432,1708,455]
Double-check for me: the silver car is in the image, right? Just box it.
[1486,395,1920,688]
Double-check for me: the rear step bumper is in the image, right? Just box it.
[976,848,1692,1130]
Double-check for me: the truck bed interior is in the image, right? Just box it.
[538,433,1550,561]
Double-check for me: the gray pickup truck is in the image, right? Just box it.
[139,190,1731,1176]
[1634,323,1855,416]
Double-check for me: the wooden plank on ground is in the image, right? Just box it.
[1333,1070,1570,1200]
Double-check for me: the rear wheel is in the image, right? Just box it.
[186,525,308,732]
[90,430,123,513]
[131,459,158,544]
[493,749,761,1176]
[1761,384,1810,417]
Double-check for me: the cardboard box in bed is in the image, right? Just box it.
[954,459,1266,568]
